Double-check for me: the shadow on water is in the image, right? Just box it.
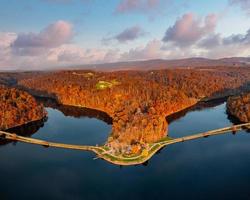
[227,113,250,133]
[2,94,250,199]
[166,97,227,124]
[36,97,113,124]
[227,110,243,125]
[0,118,47,146]
[1,97,113,146]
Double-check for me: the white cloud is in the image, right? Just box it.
[163,13,217,47]
[102,25,146,44]
[1,11,250,70]
[48,44,120,64]
[120,40,164,61]
[229,0,250,14]
[0,22,120,70]
[12,20,73,57]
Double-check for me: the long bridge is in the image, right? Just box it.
[1,122,250,166]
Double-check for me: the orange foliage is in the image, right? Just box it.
[17,67,250,148]
[0,85,46,130]
[227,93,250,122]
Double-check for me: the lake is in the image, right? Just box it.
[1,100,250,200]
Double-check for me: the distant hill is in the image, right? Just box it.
[3,57,250,72]
[71,57,250,71]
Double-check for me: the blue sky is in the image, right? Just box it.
[0,0,250,69]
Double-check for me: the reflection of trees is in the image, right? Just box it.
[17,67,250,146]
[227,113,250,133]
[167,98,226,124]
[227,112,242,125]
[37,97,113,125]
[0,118,47,146]
[57,106,113,124]
[0,96,113,146]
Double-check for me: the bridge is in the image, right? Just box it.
[1,122,250,166]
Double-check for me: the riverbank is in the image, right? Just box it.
[4,116,47,132]
[19,87,243,157]
[25,92,198,153]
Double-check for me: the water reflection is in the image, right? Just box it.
[37,97,113,124]
[0,118,47,146]
[166,98,227,124]
[1,98,250,200]
[1,98,112,148]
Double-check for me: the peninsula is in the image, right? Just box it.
[1,60,250,163]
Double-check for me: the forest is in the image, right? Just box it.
[14,66,250,154]
[0,85,46,130]
[227,93,250,123]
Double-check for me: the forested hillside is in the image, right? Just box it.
[0,85,46,130]
[17,67,250,154]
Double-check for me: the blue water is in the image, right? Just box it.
[33,107,111,145]
[1,102,250,200]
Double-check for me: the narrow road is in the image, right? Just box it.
[1,122,250,166]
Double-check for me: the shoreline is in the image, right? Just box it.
[7,90,232,138]
[3,115,48,132]
[1,87,248,166]
[29,91,230,124]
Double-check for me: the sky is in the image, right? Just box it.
[1,0,250,70]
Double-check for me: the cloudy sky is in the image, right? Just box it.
[1,0,250,70]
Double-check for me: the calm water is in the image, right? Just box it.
[1,102,250,200]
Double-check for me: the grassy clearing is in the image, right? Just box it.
[72,72,94,78]
[96,80,120,90]
[157,136,173,142]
